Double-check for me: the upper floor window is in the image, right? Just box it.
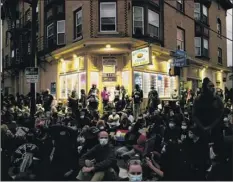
[177,27,185,50]
[100,2,117,32]
[217,18,222,35]
[47,9,53,19]
[47,23,54,38]
[203,38,209,57]
[74,8,82,39]
[57,5,64,14]
[177,0,184,12]
[133,6,144,35]
[194,3,208,24]
[202,5,208,24]
[195,37,201,56]
[148,9,159,38]
[57,20,65,45]
[218,47,222,64]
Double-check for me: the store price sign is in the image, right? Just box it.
[25,67,39,83]
[102,73,117,82]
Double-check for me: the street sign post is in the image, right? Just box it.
[25,67,39,83]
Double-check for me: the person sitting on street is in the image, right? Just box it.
[76,131,117,181]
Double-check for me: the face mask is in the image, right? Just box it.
[188,132,194,139]
[99,126,105,130]
[184,112,188,116]
[99,138,108,146]
[181,125,187,130]
[112,112,116,115]
[129,174,142,181]
[80,115,84,119]
[169,123,175,128]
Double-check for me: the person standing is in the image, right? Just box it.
[132,84,143,121]
[192,77,224,147]
[101,87,110,108]
[80,89,87,108]
[114,85,121,103]
[147,86,159,113]
[43,89,54,112]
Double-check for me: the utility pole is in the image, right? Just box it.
[29,0,38,122]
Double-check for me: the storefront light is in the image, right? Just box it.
[60,59,66,72]
[106,44,111,48]
[73,54,77,59]
[74,57,79,70]
[152,55,155,59]
[220,70,223,73]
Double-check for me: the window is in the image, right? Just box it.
[100,2,117,32]
[25,9,31,22]
[57,5,63,13]
[47,9,53,19]
[133,6,144,35]
[195,37,201,56]
[57,20,65,45]
[11,50,15,58]
[148,10,159,38]
[202,5,208,24]
[177,0,184,12]
[47,23,54,38]
[151,0,160,6]
[194,3,200,20]
[218,48,222,64]
[74,8,82,39]
[203,38,209,57]
[177,28,185,50]
[217,18,221,35]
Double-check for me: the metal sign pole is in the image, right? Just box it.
[29,0,38,123]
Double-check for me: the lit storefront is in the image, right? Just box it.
[58,56,86,99]
[56,40,178,105]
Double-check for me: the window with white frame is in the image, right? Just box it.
[148,10,159,38]
[202,5,208,24]
[177,28,184,50]
[203,38,209,57]
[47,23,54,38]
[195,37,201,56]
[194,3,200,20]
[75,8,82,39]
[100,2,117,32]
[133,6,144,35]
[57,20,65,45]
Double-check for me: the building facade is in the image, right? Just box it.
[1,0,232,103]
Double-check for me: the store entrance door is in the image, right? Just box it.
[102,82,117,102]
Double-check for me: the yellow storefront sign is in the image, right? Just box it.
[132,47,152,67]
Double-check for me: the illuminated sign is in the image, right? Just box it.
[132,47,151,67]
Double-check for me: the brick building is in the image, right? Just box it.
[1,0,232,103]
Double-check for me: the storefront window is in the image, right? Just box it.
[90,72,99,88]
[134,72,173,98]
[134,72,143,90]
[60,75,67,99]
[122,71,130,93]
[143,73,150,98]
[59,72,86,99]
[79,72,86,97]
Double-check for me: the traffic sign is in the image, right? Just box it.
[25,67,39,83]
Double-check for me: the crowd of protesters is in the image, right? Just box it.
[1,77,233,181]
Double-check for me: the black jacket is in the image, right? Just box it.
[79,144,116,172]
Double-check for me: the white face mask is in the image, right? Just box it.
[181,125,187,130]
[99,138,108,146]
[80,115,84,119]
[169,123,175,128]
[129,174,142,181]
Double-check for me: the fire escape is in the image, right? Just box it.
[1,0,33,78]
